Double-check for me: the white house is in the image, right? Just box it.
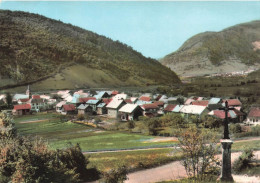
[106,99,126,118]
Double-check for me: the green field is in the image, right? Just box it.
[14,113,177,152]
[88,148,183,172]
[232,140,260,152]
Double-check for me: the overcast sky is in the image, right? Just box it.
[1,1,260,58]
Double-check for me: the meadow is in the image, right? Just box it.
[87,148,183,172]
[14,113,177,152]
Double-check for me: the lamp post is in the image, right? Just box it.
[219,101,234,182]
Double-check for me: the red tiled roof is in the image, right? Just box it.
[248,108,260,118]
[153,101,164,106]
[192,100,209,107]
[62,104,76,111]
[103,98,112,105]
[79,97,96,103]
[233,109,244,116]
[139,96,151,101]
[124,99,132,104]
[164,104,177,112]
[223,99,242,106]
[213,110,231,119]
[142,103,158,110]
[111,90,119,95]
[14,104,31,110]
[32,95,41,99]
[19,98,30,102]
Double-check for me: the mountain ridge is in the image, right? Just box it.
[0,10,180,90]
[160,20,260,77]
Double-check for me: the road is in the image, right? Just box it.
[125,151,260,183]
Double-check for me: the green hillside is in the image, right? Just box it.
[0,10,180,90]
[161,20,260,76]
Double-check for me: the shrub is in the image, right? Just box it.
[77,114,85,121]
[229,124,242,134]
[100,165,128,183]
[233,149,254,173]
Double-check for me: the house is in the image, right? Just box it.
[233,109,245,123]
[79,97,96,104]
[113,94,127,100]
[56,101,66,113]
[135,100,152,105]
[164,104,177,113]
[111,90,119,97]
[61,104,76,115]
[153,101,165,115]
[141,103,159,117]
[191,100,209,107]
[106,99,126,118]
[172,105,184,113]
[184,98,195,105]
[245,107,260,126]
[124,99,133,104]
[12,104,31,115]
[97,103,107,115]
[77,104,93,115]
[130,97,138,103]
[208,98,222,105]
[223,99,242,110]
[32,95,41,99]
[139,96,151,102]
[18,98,30,104]
[71,94,82,106]
[86,99,101,112]
[180,105,209,119]
[13,94,29,102]
[208,110,236,120]
[119,104,143,121]
[30,98,46,112]
[94,91,110,100]
[102,98,112,105]
[208,98,223,110]
[166,97,178,104]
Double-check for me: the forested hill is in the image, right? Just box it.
[160,20,260,77]
[0,10,180,90]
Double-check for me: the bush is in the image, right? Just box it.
[100,165,128,183]
[77,114,85,121]
[229,123,242,134]
[233,149,254,173]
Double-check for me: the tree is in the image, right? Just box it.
[202,116,221,129]
[0,137,83,183]
[178,127,220,181]
[57,143,89,180]
[171,113,185,127]
[0,111,92,183]
[144,118,160,135]
[0,111,17,139]
[229,123,242,134]
[5,92,12,108]
[127,120,135,130]
[177,97,184,105]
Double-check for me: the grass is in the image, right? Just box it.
[232,140,260,152]
[14,113,177,152]
[239,166,260,176]
[87,148,183,172]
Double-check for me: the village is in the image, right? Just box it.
[1,85,259,127]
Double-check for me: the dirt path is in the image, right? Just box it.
[125,151,260,183]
